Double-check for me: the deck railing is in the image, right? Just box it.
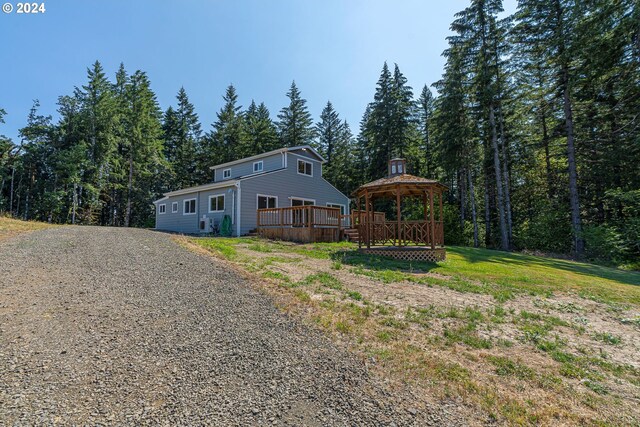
[257,205,342,229]
[357,220,444,247]
[339,210,386,228]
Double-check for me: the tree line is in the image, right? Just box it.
[0,0,638,267]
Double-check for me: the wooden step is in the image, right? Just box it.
[342,228,360,242]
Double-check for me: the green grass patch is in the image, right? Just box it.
[328,242,640,305]
[488,356,535,380]
[298,272,343,290]
[346,290,363,301]
[192,237,242,261]
[444,323,493,349]
[592,332,622,345]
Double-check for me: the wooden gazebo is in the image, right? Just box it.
[353,158,447,262]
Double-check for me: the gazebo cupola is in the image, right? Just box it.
[388,158,406,177]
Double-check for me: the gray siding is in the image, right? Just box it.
[288,148,324,162]
[238,157,349,235]
[155,185,238,234]
[214,153,283,182]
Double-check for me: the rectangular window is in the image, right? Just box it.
[253,161,263,173]
[172,202,178,213]
[297,159,312,176]
[327,203,346,215]
[183,198,196,215]
[222,168,231,179]
[209,194,225,212]
[391,164,397,174]
[159,204,166,214]
[257,195,277,209]
[291,198,315,206]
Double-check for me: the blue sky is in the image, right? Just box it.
[0,0,517,143]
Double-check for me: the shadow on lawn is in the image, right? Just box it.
[448,246,640,287]
[330,245,640,288]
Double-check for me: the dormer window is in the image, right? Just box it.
[223,168,231,179]
[253,161,263,173]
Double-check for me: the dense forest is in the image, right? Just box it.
[0,0,638,267]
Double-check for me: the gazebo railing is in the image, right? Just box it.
[357,220,444,247]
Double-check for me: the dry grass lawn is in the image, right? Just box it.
[184,236,640,426]
[0,216,55,242]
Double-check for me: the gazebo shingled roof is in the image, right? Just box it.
[353,173,448,198]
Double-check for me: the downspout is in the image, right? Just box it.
[197,191,201,231]
[235,181,242,237]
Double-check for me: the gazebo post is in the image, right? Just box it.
[365,189,371,249]
[439,189,444,246]
[429,186,436,250]
[396,185,401,247]
[422,191,428,245]
[357,195,362,249]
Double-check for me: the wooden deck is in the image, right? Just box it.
[257,206,342,243]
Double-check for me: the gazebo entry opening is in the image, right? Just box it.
[353,158,447,262]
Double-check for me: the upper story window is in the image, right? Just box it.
[172,202,178,213]
[158,204,166,214]
[183,198,197,215]
[297,159,313,176]
[209,194,225,212]
[253,161,263,173]
[222,168,231,179]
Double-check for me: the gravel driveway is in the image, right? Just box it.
[0,227,453,426]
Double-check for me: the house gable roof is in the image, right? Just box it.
[209,145,325,170]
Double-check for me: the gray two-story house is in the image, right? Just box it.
[153,145,350,236]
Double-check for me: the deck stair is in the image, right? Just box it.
[343,228,360,243]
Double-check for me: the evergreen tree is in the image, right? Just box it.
[364,62,418,180]
[122,70,164,227]
[277,81,315,147]
[513,0,583,254]
[417,85,436,177]
[240,100,278,157]
[316,101,342,165]
[203,84,245,172]
[76,60,119,224]
[163,87,201,189]
[0,108,18,213]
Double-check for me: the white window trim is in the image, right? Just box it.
[172,202,178,213]
[159,204,166,214]
[208,194,225,213]
[256,194,278,209]
[222,168,232,179]
[183,198,197,215]
[297,159,313,177]
[290,197,316,206]
[253,161,264,173]
[326,202,346,215]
